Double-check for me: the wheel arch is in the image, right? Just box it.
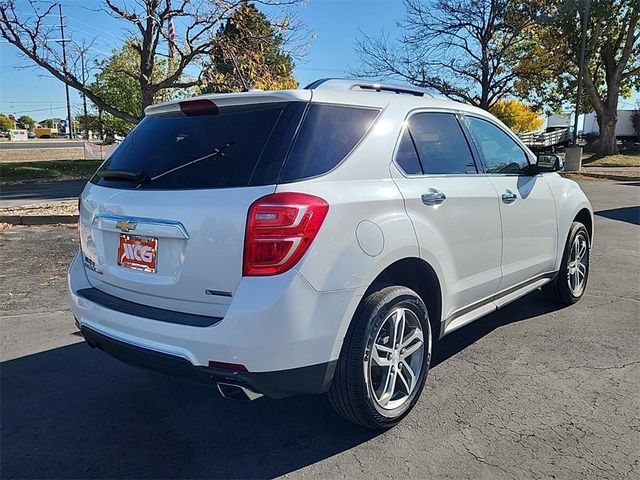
[363,257,444,340]
[574,208,593,242]
[546,175,593,270]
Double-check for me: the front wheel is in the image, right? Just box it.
[546,222,590,305]
[328,286,432,429]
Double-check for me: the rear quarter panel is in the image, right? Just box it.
[279,177,419,292]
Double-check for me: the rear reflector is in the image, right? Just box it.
[208,360,248,372]
[179,99,218,116]
[243,192,329,276]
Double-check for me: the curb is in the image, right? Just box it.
[0,215,78,225]
[561,172,640,182]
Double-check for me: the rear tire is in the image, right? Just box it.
[328,285,431,429]
[545,222,590,305]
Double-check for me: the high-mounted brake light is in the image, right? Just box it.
[179,99,218,116]
[243,192,329,276]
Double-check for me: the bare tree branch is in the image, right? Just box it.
[0,0,305,123]
[351,0,537,109]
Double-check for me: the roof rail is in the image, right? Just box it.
[304,78,433,97]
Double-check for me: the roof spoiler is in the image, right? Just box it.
[305,78,433,97]
[144,90,310,117]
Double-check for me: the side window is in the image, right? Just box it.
[395,128,423,175]
[408,113,477,174]
[465,116,530,174]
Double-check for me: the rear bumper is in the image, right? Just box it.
[68,250,365,398]
[80,324,336,399]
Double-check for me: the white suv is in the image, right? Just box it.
[68,79,593,429]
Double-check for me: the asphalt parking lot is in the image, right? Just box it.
[1,179,638,479]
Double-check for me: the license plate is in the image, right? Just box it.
[118,234,158,273]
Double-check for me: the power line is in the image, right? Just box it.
[66,15,125,42]
[6,106,76,114]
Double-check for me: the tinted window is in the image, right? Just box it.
[280,104,379,182]
[395,129,423,175]
[465,116,529,174]
[407,113,477,174]
[93,102,303,190]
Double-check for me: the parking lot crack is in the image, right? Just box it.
[550,360,640,374]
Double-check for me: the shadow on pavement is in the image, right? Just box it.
[1,290,563,479]
[595,206,640,226]
[432,290,563,368]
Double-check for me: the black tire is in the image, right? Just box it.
[328,285,432,429]
[545,221,590,305]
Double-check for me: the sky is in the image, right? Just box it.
[0,0,637,122]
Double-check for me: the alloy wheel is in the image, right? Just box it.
[567,232,588,297]
[364,307,426,411]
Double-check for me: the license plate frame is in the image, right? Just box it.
[117,234,158,273]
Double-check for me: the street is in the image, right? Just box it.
[0,179,86,207]
[0,140,84,150]
[0,179,638,479]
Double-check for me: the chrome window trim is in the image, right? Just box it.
[391,107,483,178]
[461,113,538,175]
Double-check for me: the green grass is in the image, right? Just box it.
[0,159,103,183]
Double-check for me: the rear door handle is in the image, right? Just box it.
[501,190,517,204]
[421,190,446,206]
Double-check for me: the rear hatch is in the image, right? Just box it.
[79,91,380,317]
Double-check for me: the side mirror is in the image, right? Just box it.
[535,154,563,173]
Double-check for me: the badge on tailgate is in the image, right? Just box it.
[118,234,158,273]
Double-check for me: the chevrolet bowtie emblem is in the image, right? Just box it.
[115,220,137,232]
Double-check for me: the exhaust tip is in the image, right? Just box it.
[217,382,263,401]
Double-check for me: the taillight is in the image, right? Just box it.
[243,192,329,276]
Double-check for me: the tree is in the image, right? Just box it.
[524,0,640,156]
[632,103,640,138]
[16,115,35,130]
[75,114,99,132]
[0,0,302,123]
[202,3,297,93]
[0,114,13,131]
[489,99,544,133]
[353,0,542,109]
[90,39,186,126]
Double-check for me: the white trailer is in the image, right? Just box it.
[583,109,637,138]
[547,113,572,129]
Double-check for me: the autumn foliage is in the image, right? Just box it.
[489,99,544,133]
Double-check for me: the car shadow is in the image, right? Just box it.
[431,290,563,368]
[1,291,563,479]
[594,206,640,226]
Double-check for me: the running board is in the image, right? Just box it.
[442,274,555,336]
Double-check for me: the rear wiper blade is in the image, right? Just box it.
[140,140,236,187]
[97,169,149,182]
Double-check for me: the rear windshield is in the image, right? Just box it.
[92,101,380,190]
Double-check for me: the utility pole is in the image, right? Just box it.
[572,0,590,145]
[58,3,73,139]
[80,51,88,139]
